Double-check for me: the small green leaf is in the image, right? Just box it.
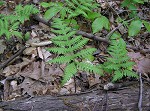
[128,20,142,36]
[142,20,150,32]
[40,2,51,8]
[92,16,110,33]
[133,0,144,3]
[87,12,101,20]
[24,32,30,41]
[92,18,102,33]
[44,7,60,20]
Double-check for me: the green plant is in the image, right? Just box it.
[127,19,150,37]
[119,0,150,37]
[0,0,4,6]
[121,0,144,17]
[0,4,39,40]
[0,15,22,40]
[15,4,39,23]
[41,0,110,34]
[41,0,99,20]
[47,18,103,85]
[103,33,138,82]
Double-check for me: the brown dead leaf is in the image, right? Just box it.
[19,77,43,96]
[128,52,142,59]
[19,77,55,96]
[19,61,41,80]
[23,47,37,56]
[128,52,150,74]
[3,58,32,76]
[137,58,150,73]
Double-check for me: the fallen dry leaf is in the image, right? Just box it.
[23,47,37,56]
[19,61,41,80]
[3,58,32,76]
[137,58,150,73]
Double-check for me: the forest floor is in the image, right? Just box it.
[0,0,150,111]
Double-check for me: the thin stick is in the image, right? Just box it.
[105,19,134,39]
[0,46,27,70]
[138,72,143,111]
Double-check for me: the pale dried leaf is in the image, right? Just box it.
[23,47,37,56]
[37,47,43,59]
[42,48,52,61]
[31,30,37,38]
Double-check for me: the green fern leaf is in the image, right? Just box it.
[123,70,138,78]
[77,62,103,75]
[12,31,22,38]
[71,38,89,51]
[52,31,76,41]
[62,63,77,85]
[104,35,137,82]
[76,48,96,58]
[112,70,124,82]
[49,55,74,64]
[47,47,67,54]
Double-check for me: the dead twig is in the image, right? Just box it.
[0,46,27,70]
[138,72,143,111]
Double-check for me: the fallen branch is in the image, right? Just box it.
[0,83,149,111]
[33,15,150,54]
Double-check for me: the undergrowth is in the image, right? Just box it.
[103,33,138,82]
[0,4,39,40]
[47,18,103,85]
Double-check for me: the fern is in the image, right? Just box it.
[0,5,39,40]
[41,0,99,19]
[48,18,103,85]
[15,4,39,23]
[103,33,138,82]
[0,16,22,40]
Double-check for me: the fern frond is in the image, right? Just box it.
[112,70,124,82]
[71,38,89,51]
[123,70,138,78]
[47,47,67,54]
[105,64,119,70]
[77,62,103,75]
[104,36,137,82]
[49,55,74,64]
[52,35,81,47]
[52,31,76,41]
[61,63,77,85]
[15,4,39,23]
[76,48,96,58]
[120,62,135,68]
[48,18,101,85]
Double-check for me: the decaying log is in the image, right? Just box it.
[0,83,149,111]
